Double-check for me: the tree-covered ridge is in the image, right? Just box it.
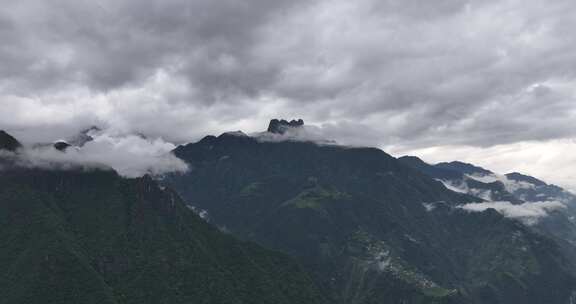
[0,167,327,304]
[168,130,576,304]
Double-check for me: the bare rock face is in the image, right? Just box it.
[267,119,304,134]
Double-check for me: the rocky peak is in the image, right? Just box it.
[0,130,22,152]
[69,126,101,146]
[267,119,304,134]
[53,141,72,151]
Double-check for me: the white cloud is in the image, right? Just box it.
[391,139,576,192]
[458,200,566,225]
[18,130,188,178]
[253,125,338,145]
[1,0,576,191]
[3,0,576,146]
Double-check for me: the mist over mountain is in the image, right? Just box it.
[0,128,188,177]
[162,120,576,304]
[3,117,576,303]
[399,155,576,258]
[2,0,575,302]
[0,130,327,304]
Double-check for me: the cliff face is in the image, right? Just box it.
[267,119,305,134]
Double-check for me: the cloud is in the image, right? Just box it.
[252,124,339,145]
[2,0,576,145]
[458,200,566,225]
[391,139,576,193]
[16,130,188,177]
[1,0,576,188]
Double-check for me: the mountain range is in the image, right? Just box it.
[165,120,576,303]
[2,119,576,303]
[0,133,326,304]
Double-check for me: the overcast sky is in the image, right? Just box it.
[1,0,575,189]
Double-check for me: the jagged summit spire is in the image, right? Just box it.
[69,126,101,146]
[0,130,22,152]
[267,119,304,134]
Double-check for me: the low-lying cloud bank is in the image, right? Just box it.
[458,201,566,225]
[392,139,576,193]
[13,130,188,178]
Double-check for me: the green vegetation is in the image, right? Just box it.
[168,133,576,304]
[0,169,327,304]
[284,187,349,212]
[422,287,457,298]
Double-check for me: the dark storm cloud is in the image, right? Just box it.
[0,0,298,93]
[1,0,576,149]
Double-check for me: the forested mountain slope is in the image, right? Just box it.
[0,131,327,304]
[167,120,576,304]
